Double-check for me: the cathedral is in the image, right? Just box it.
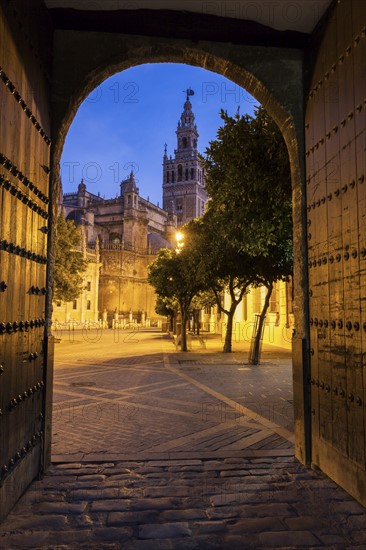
[54,91,207,326]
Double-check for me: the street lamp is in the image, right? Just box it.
[175,231,184,253]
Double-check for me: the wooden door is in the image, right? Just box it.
[306,0,366,504]
[0,1,52,522]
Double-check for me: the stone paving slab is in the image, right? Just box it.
[51,331,294,458]
[52,448,294,463]
[1,456,366,549]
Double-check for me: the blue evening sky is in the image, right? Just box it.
[60,63,259,206]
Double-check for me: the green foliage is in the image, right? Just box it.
[198,106,293,353]
[190,290,216,313]
[148,247,205,311]
[53,213,88,302]
[148,246,206,350]
[203,106,293,271]
[186,214,261,300]
[155,295,176,318]
[185,214,260,351]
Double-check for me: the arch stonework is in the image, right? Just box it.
[50,35,309,463]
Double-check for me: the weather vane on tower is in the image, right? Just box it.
[183,88,195,100]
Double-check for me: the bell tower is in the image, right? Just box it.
[163,89,207,226]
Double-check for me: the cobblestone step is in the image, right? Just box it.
[1,455,365,549]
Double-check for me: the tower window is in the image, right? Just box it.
[87,300,91,310]
[73,300,77,310]
[191,168,195,179]
[182,137,187,148]
[185,168,189,181]
[166,172,170,183]
[86,281,91,291]
[178,164,182,182]
[171,171,175,182]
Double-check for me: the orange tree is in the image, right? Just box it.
[148,247,206,351]
[202,106,293,361]
[53,213,88,302]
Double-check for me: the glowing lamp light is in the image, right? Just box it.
[175,231,184,253]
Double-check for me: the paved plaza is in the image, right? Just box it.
[51,328,294,459]
[1,329,366,548]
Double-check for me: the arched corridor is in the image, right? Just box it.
[1,0,366,540]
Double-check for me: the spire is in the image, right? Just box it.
[78,178,86,193]
[125,170,137,191]
[120,170,139,197]
[162,87,208,224]
[163,143,168,159]
[179,89,195,129]
[175,88,199,156]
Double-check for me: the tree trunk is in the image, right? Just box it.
[181,307,188,352]
[194,310,200,335]
[250,282,273,365]
[223,303,237,353]
[173,313,177,335]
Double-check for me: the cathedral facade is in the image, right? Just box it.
[56,93,206,326]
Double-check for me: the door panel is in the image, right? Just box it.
[0,2,52,522]
[306,0,366,504]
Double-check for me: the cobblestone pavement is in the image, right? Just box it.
[1,329,366,549]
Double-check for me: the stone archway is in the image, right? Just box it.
[49,38,309,465]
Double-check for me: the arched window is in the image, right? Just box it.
[171,171,175,182]
[182,137,187,148]
[178,164,182,181]
[166,172,170,183]
[185,168,189,180]
[191,168,195,179]
[110,233,121,244]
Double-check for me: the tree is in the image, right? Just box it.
[186,215,260,352]
[155,295,177,332]
[53,213,88,303]
[204,106,292,257]
[203,106,293,362]
[189,290,216,335]
[148,247,205,351]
